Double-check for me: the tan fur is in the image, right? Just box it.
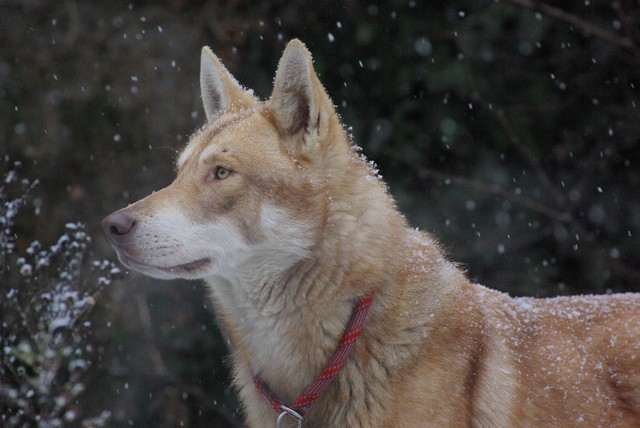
[103,40,640,427]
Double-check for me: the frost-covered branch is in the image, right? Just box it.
[1,162,121,427]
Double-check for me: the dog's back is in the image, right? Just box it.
[390,282,640,426]
[509,293,640,425]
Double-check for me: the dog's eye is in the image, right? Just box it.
[214,166,231,180]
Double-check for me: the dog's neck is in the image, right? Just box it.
[205,249,362,403]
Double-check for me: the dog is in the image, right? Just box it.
[103,39,640,427]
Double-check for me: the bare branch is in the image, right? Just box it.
[607,258,640,283]
[135,292,172,377]
[416,166,573,223]
[134,292,243,427]
[509,0,640,62]
[471,92,568,208]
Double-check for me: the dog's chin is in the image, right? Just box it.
[117,253,213,280]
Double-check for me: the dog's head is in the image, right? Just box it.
[102,40,357,280]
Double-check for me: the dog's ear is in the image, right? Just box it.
[200,47,257,121]
[269,39,334,150]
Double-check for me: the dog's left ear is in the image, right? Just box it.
[200,47,257,121]
[269,39,334,153]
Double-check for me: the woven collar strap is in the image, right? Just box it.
[254,292,374,421]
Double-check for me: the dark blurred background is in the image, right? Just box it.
[1,0,639,426]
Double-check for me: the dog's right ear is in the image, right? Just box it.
[269,39,339,165]
[200,47,257,121]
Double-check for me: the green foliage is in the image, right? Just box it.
[197,0,640,297]
[265,0,640,296]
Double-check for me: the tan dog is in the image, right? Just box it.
[103,39,640,427]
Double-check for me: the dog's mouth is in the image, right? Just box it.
[119,253,211,275]
[161,258,211,273]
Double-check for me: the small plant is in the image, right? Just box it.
[1,158,119,427]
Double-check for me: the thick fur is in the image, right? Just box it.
[103,40,640,427]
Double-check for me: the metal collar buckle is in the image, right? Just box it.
[276,405,303,428]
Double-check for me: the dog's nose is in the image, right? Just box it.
[102,210,136,238]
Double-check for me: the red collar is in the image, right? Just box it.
[253,293,374,425]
